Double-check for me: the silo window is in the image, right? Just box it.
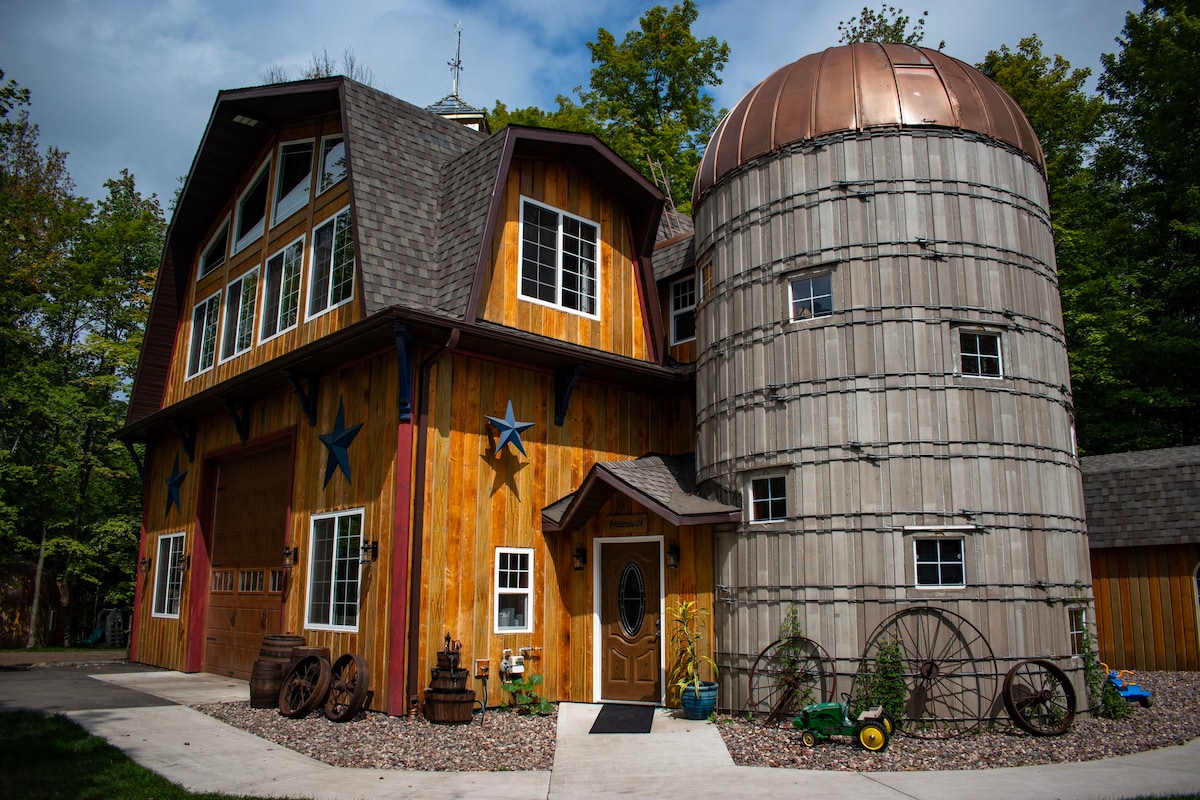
[789,274,833,321]
[914,539,965,587]
[750,476,787,521]
[959,331,1002,378]
[670,276,696,344]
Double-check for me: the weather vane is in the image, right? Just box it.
[448,22,464,97]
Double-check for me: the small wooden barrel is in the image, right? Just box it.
[429,667,469,691]
[259,634,306,664]
[436,650,460,670]
[423,689,475,724]
[287,646,331,674]
[249,659,284,708]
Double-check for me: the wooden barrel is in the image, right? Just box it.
[436,650,461,670]
[429,667,469,691]
[249,659,284,708]
[423,689,475,724]
[259,634,306,663]
[287,646,331,674]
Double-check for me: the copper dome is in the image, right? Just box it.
[693,43,1044,203]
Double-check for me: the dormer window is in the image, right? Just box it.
[273,141,314,225]
[199,219,229,279]
[519,197,599,318]
[233,160,270,254]
[319,135,346,192]
[670,276,696,344]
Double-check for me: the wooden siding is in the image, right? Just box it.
[1091,543,1200,671]
[478,159,649,360]
[162,116,360,408]
[417,352,695,703]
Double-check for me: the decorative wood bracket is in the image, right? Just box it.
[122,440,146,485]
[170,418,196,462]
[555,364,585,426]
[222,397,252,443]
[394,322,415,423]
[285,370,319,427]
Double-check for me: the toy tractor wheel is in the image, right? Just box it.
[880,711,896,735]
[856,721,889,751]
[1139,696,1153,709]
[800,730,817,748]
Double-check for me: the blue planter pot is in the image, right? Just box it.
[679,681,718,720]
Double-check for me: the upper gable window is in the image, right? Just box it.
[519,197,599,318]
[260,236,304,342]
[234,159,270,254]
[220,267,259,362]
[199,219,229,279]
[789,273,833,321]
[670,276,696,344]
[273,140,314,226]
[319,135,346,193]
[187,290,221,378]
[307,208,354,318]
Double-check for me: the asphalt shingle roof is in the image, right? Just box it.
[1081,445,1200,548]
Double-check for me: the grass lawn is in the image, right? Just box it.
[0,710,303,800]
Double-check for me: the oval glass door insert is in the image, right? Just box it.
[618,562,646,636]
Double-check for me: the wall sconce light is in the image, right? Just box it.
[282,546,299,570]
[360,540,379,565]
[138,557,152,575]
[572,545,587,571]
[666,540,680,569]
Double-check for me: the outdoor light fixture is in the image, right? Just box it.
[173,552,191,572]
[232,114,260,127]
[360,540,379,565]
[666,540,680,569]
[138,557,152,575]
[282,546,299,570]
[572,545,587,571]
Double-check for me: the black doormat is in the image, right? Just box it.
[589,703,656,734]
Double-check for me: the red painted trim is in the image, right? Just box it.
[387,420,416,715]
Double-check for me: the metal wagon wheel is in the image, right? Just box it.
[278,655,332,719]
[747,636,837,724]
[854,607,997,738]
[1002,658,1076,736]
[323,653,370,722]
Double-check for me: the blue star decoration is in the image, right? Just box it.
[486,400,535,457]
[165,455,187,515]
[319,398,364,488]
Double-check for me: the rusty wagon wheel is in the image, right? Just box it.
[323,653,370,722]
[1002,658,1076,736]
[278,655,332,718]
[747,636,837,724]
[854,607,997,738]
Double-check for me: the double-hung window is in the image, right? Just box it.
[152,532,186,618]
[260,237,304,341]
[187,291,221,377]
[319,135,346,192]
[234,160,270,254]
[959,330,1003,378]
[220,268,258,361]
[750,475,787,521]
[671,276,697,344]
[306,509,363,631]
[273,140,313,225]
[494,547,533,633]
[789,273,833,321]
[914,539,965,587]
[199,220,229,278]
[308,209,354,318]
[519,198,599,317]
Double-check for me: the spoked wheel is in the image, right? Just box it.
[854,607,997,738]
[278,655,332,718]
[324,654,370,722]
[747,636,837,724]
[1002,658,1076,736]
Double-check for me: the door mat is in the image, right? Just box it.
[589,703,655,734]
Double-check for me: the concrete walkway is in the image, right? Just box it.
[3,664,1199,799]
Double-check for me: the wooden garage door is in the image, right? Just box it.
[205,445,292,679]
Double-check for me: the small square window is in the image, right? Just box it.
[495,548,533,633]
[750,476,787,521]
[790,273,833,321]
[960,331,1002,378]
[671,276,696,344]
[152,532,186,618]
[319,135,346,192]
[187,291,221,377]
[914,539,965,587]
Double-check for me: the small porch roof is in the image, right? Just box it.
[542,453,741,533]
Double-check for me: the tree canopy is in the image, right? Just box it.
[837,4,943,48]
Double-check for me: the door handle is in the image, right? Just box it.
[229,610,236,627]
[260,611,267,630]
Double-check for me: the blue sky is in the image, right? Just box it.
[1,0,1141,212]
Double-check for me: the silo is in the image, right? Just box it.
[691,43,1091,724]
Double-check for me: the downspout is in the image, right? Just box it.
[405,327,460,708]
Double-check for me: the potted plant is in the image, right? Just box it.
[669,600,719,720]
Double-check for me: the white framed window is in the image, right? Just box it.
[749,475,787,522]
[789,273,833,321]
[307,208,354,318]
[152,532,186,618]
[319,135,346,193]
[494,547,533,633]
[305,509,363,632]
[220,267,258,362]
[914,538,965,588]
[273,140,314,226]
[518,197,599,317]
[670,276,696,344]
[959,330,1003,378]
[260,236,304,342]
[187,290,221,377]
[199,218,230,279]
[233,159,270,254]
[1068,607,1087,656]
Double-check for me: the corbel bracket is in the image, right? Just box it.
[170,418,196,462]
[285,370,319,427]
[394,322,415,422]
[554,364,585,426]
[122,440,146,485]
[222,397,252,443]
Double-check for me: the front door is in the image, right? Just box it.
[600,540,661,702]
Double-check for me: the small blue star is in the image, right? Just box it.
[319,398,363,487]
[166,455,187,515]
[486,400,535,457]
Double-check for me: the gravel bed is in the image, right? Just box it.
[193,671,1199,773]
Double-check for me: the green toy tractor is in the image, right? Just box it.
[793,700,893,751]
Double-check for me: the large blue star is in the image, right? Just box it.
[319,398,363,487]
[486,400,535,457]
[165,455,187,515]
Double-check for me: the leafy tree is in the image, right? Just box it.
[837,4,943,48]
